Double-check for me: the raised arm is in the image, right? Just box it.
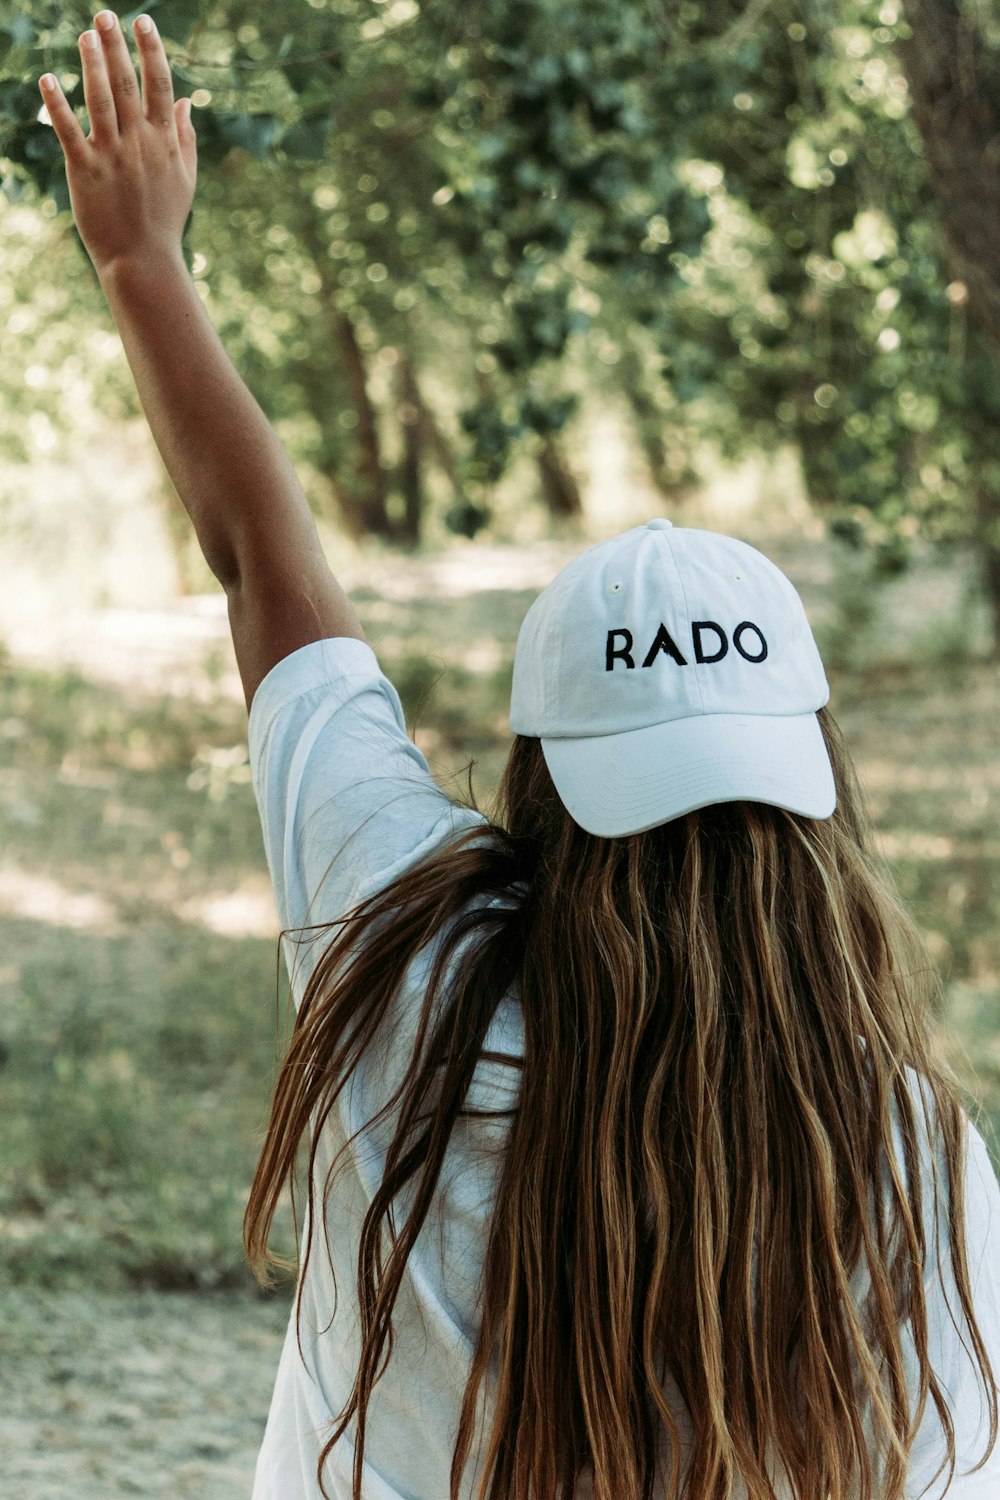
[40,10,366,713]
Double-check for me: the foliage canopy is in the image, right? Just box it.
[1,0,999,636]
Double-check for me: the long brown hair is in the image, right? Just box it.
[245,705,997,1500]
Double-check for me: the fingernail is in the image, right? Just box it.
[40,73,57,91]
[136,14,154,33]
[95,10,116,30]
[81,29,99,48]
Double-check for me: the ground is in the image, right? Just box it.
[1,1288,289,1498]
[2,526,998,1494]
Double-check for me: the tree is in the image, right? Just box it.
[897,0,1000,645]
[2,0,999,645]
[623,0,1000,643]
[1,0,710,545]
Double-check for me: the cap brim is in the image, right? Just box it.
[540,712,836,837]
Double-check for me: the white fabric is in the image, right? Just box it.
[248,635,1000,1498]
[509,521,835,835]
[542,709,834,838]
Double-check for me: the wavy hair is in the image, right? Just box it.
[244,705,997,1499]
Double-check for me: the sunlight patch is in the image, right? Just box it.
[0,867,121,933]
[173,881,279,939]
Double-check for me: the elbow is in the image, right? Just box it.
[209,545,243,596]
[194,521,247,594]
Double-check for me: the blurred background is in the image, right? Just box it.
[1,0,998,1494]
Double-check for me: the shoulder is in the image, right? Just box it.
[247,633,493,997]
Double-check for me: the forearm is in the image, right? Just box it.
[41,11,365,708]
[98,251,327,591]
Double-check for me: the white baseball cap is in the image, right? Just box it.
[508,519,836,837]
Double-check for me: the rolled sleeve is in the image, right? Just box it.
[248,636,486,1006]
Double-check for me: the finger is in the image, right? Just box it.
[132,14,175,128]
[78,27,118,146]
[174,96,197,162]
[38,74,88,164]
[93,10,143,133]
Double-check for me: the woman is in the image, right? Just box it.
[40,16,1000,1500]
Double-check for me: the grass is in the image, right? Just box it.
[0,536,998,1293]
[0,655,286,1289]
[830,650,1000,1154]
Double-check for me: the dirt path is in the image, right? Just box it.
[2,1289,290,1497]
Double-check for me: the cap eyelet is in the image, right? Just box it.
[609,581,622,593]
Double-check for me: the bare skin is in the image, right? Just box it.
[39,11,366,714]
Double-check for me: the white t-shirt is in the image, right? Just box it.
[247,635,1000,1499]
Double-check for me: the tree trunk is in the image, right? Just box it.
[536,436,583,520]
[292,201,395,539]
[972,470,1000,653]
[410,373,465,503]
[316,450,372,543]
[332,310,394,538]
[897,2,1000,354]
[617,342,690,500]
[897,1,1000,647]
[395,353,423,547]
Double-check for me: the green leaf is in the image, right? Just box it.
[213,112,280,159]
[281,56,340,97]
[519,391,578,435]
[0,169,28,203]
[44,159,71,213]
[444,500,490,538]
[7,15,34,45]
[146,0,203,44]
[2,122,57,169]
[0,40,31,77]
[24,126,59,161]
[0,80,41,121]
[277,114,331,160]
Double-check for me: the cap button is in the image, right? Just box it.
[646,517,673,530]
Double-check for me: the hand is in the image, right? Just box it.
[38,10,197,280]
